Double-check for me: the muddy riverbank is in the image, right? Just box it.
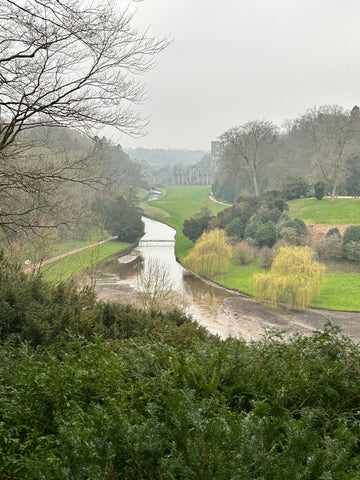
[94,256,360,342]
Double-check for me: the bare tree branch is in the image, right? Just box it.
[219,120,277,197]
[0,0,167,232]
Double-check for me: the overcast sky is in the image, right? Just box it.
[112,0,360,151]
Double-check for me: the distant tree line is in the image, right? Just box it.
[213,105,360,203]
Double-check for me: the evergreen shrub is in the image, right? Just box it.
[255,221,277,247]
[225,217,245,239]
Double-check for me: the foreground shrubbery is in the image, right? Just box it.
[0,252,207,347]
[1,326,360,479]
[2,254,360,478]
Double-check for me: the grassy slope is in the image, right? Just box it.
[141,186,226,259]
[42,239,130,283]
[287,197,360,224]
[146,190,360,311]
[213,261,262,296]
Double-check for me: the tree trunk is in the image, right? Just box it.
[331,180,337,204]
[252,171,260,197]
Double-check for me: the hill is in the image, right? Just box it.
[125,147,209,170]
[287,197,360,224]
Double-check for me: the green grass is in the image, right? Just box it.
[288,197,360,224]
[138,187,149,200]
[42,239,130,283]
[212,262,360,311]
[21,231,113,263]
[312,272,360,311]
[47,237,107,257]
[141,186,227,258]
[210,261,263,296]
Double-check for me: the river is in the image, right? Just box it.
[93,214,242,338]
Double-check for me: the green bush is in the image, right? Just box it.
[257,205,282,223]
[343,226,360,261]
[326,227,341,239]
[343,225,360,245]
[0,253,207,347]
[182,215,210,242]
[278,217,307,245]
[278,226,299,245]
[281,176,311,200]
[94,195,144,242]
[232,241,255,265]
[225,217,245,239]
[343,241,360,262]
[255,221,277,247]
[319,237,343,261]
[2,327,360,479]
[244,218,263,239]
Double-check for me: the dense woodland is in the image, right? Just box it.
[0,128,145,262]
[213,105,360,203]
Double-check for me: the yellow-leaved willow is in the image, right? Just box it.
[254,245,325,309]
[184,229,232,275]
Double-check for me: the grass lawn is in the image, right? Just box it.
[41,239,130,283]
[141,186,227,259]
[288,197,360,224]
[210,261,263,296]
[20,231,113,264]
[211,262,360,311]
[312,272,360,311]
[138,187,150,200]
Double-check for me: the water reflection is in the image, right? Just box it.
[94,215,235,337]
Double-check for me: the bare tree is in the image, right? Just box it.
[136,258,187,312]
[220,120,277,197]
[296,105,360,203]
[0,0,167,231]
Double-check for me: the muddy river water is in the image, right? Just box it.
[93,215,242,339]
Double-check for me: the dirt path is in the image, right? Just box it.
[25,236,117,273]
[208,193,230,206]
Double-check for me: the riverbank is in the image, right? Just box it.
[38,238,132,283]
[93,260,360,342]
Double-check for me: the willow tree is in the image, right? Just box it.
[254,246,325,309]
[184,229,232,276]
